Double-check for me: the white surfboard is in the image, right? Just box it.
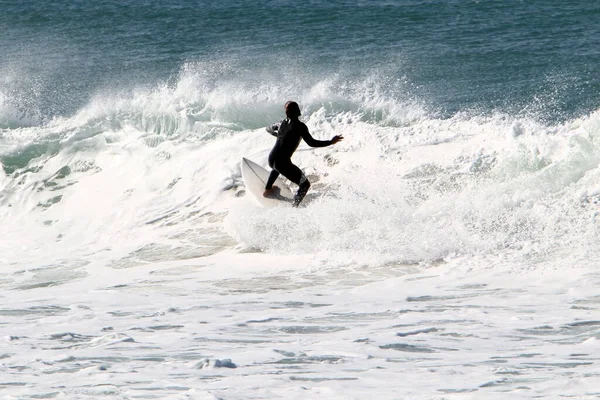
[241,157,294,207]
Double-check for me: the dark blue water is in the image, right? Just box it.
[2,0,599,123]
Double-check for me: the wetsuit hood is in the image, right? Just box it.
[285,101,301,118]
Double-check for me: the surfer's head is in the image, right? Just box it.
[285,101,301,118]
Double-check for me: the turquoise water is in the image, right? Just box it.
[2,0,599,123]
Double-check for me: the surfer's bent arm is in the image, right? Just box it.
[266,123,280,137]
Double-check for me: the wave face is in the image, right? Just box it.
[2,58,600,270]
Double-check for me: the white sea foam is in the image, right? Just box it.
[1,72,600,398]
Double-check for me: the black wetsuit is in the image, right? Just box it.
[266,118,332,206]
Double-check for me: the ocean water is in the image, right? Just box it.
[2,1,600,398]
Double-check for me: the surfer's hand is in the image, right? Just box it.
[330,135,344,144]
[266,124,279,136]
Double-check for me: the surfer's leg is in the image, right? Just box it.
[265,170,279,190]
[275,160,310,207]
[293,177,311,207]
[264,170,281,198]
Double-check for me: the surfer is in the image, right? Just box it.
[264,101,343,207]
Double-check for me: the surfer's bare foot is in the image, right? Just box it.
[263,186,280,198]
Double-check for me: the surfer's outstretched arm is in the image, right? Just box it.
[330,135,344,144]
[301,125,344,147]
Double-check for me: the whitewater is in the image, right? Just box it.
[1,60,600,399]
